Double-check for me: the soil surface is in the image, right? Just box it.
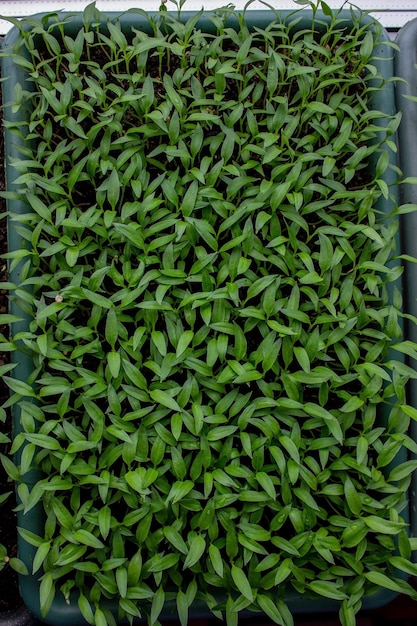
[0,73,22,611]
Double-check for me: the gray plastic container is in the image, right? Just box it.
[395,18,417,545]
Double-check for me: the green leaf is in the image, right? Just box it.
[304,403,343,443]
[388,460,417,482]
[180,181,199,216]
[81,288,113,309]
[17,528,43,548]
[267,321,296,336]
[389,556,417,577]
[176,330,194,357]
[39,572,55,618]
[0,491,12,506]
[359,31,374,62]
[176,589,189,626]
[0,455,20,481]
[318,232,333,271]
[208,544,224,577]
[308,101,334,115]
[25,434,61,451]
[105,308,118,349]
[400,404,417,421]
[151,330,167,356]
[94,607,108,626]
[339,600,356,626]
[257,595,287,625]
[364,571,407,594]
[151,586,165,625]
[78,594,95,625]
[107,351,121,378]
[149,389,182,412]
[309,580,347,601]
[98,506,111,540]
[167,480,194,504]
[2,377,35,397]
[206,425,238,441]
[33,541,51,574]
[321,1,333,15]
[126,552,143,588]
[163,74,184,112]
[363,516,406,535]
[116,566,128,598]
[278,436,300,464]
[73,529,105,549]
[164,526,188,554]
[125,468,158,493]
[247,275,277,300]
[9,558,29,575]
[107,169,120,210]
[293,346,310,373]
[26,193,51,222]
[184,534,206,569]
[148,553,180,573]
[271,537,300,557]
[256,471,276,499]
[340,396,364,413]
[344,477,362,515]
[231,564,254,602]
[274,558,292,585]
[293,487,320,512]
[0,314,23,324]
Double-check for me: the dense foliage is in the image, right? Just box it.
[2,2,417,625]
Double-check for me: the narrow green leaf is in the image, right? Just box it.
[359,31,374,61]
[309,580,348,601]
[39,572,55,618]
[176,590,189,626]
[78,594,95,625]
[231,564,254,602]
[388,460,417,482]
[33,541,51,574]
[151,587,165,624]
[107,169,120,210]
[274,558,292,585]
[208,544,224,577]
[184,534,206,569]
[151,330,167,356]
[149,389,182,412]
[107,351,121,378]
[9,558,29,576]
[344,477,362,515]
[98,506,111,540]
[364,571,405,594]
[116,566,128,598]
[363,516,406,535]
[167,480,194,504]
[176,330,194,357]
[148,553,180,573]
[294,346,310,373]
[256,471,276,499]
[73,529,105,549]
[105,308,118,349]
[257,594,286,625]
[164,526,188,554]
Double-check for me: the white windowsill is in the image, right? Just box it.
[1,0,417,35]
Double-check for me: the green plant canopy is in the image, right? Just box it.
[2,2,417,626]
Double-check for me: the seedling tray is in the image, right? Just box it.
[1,7,409,625]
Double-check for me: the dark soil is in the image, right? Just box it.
[0,69,22,611]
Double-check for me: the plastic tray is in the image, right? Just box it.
[1,8,405,624]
